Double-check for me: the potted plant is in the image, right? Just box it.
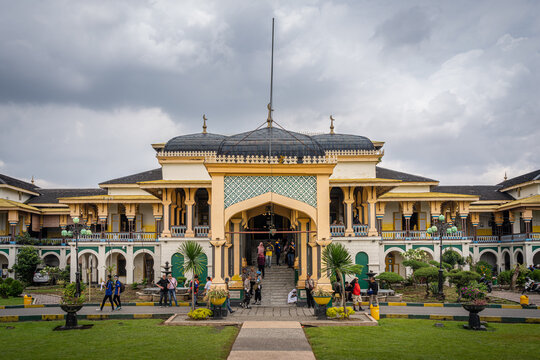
[59,282,86,329]
[312,287,332,306]
[208,288,228,306]
[460,281,487,330]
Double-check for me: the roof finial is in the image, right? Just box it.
[504,171,507,181]
[267,103,273,128]
[202,114,207,134]
[31,176,35,185]
[330,115,335,134]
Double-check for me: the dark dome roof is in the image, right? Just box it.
[311,133,374,151]
[164,133,227,152]
[217,127,325,158]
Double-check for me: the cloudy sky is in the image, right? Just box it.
[0,0,538,188]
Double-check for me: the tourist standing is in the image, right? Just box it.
[367,273,379,307]
[156,274,169,307]
[113,275,122,310]
[249,267,256,296]
[351,278,363,311]
[254,270,263,305]
[257,242,265,257]
[274,239,282,266]
[257,253,266,278]
[265,242,274,268]
[189,275,200,306]
[242,275,252,309]
[305,273,315,308]
[287,243,295,268]
[167,274,178,307]
[204,276,212,308]
[98,275,115,311]
[224,278,235,314]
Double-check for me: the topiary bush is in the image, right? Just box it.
[326,306,355,319]
[414,266,443,297]
[531,269,540,282]
[376,272,404,290]
[8,280,24,297]
[188,308,213,320]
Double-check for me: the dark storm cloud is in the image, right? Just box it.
[0,0,538,187]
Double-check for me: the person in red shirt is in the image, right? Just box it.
[351,277,363,311]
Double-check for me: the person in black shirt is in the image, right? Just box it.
[156,274,169,307]
[367,273,379,307]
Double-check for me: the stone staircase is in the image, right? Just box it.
[260,265,296,307]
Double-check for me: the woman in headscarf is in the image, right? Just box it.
[257,242,265,257]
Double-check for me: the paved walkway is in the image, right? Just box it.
[29,293,61,304]
[2,304,539,319]
[228,321,315,360]
[491,290,540,304]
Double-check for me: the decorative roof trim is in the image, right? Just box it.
[0,199,41,213]
[379,192,479,201]
[499,180,540,192]
[497,195,540,211]
[0,184,40,196]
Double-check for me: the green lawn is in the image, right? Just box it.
[0,320,238,360]
[0,296,23,306]
[305,319,540,360]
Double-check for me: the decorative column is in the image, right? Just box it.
[508,211,516,234]
[316,174,330,240]
[152,203,163,238]
[458,201,470,237]
[161,189,173,237]
[97,203,108,238]
[309,234,318,280]
[366,187,378,237]
[185,188,197,237]
[375,201,387,236]
[315,239,332,289]
[39,215,43,240]
[124,203,137,237]
[206,188,212,238]
[341,187,355,236]
[231,218,242,276]
[210,239,226,287]
[523,209,533,234]
[494,212,504,236]
[430,201,442,224]
[126,245,134,284]
[297,218,310,286]
[8,210,19,242]
[401,201,414,237]
[470,212,480,241]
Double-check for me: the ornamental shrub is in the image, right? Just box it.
[0,283,9,298]
[460,281,487,302]
[376,272,404,290]
[414,266,443,297]
[531,269,540,282]
[497,270,513,285]
[326,306,355,319]
[8,280,24,297]
[474,261,492,278]
[12,246,41,284]
[188,308,213,320]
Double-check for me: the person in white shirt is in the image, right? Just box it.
[167,274,178,307]
[204,277,212,308]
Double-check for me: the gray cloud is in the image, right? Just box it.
[0,0,538,187]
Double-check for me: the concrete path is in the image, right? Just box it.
[491,290,540,304]
[29,293,61,304]
[2,304,539,319]
[228,321,315,360]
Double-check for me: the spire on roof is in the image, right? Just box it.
[31,176,35,185]
[330,115,335,135]
[202,114,207,134]
[267,103,273,128]
[504,172,507,181]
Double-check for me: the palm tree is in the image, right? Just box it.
[179,240,207,310]
[321,243,363,307]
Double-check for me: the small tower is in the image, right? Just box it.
[330,115,335,135]
[31,176,35,185]
[202,114,207,134]
[504,172,508,181]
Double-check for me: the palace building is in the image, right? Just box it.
[1,116,540,300]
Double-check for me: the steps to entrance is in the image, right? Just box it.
[259,265,296,307]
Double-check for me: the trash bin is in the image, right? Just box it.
[370,304,380,320]
[520,295,529,306]
[24,295,32,305]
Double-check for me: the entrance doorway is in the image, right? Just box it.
[245,213,293,266]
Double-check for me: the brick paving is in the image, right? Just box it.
[28,293,61,304]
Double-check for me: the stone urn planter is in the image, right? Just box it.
[462,304,487,330]
[210,297,227,306]
[59,304,83,329]
[313,296,331,320]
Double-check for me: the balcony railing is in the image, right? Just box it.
[472,233,540,243]
[194,225,210,238]
[171,226,186,238]
[0,236,11,243]
[330,225,345,237]
[381,230,466,240]
[78,232,157,242]
[353,224,368,236]
[475,236,499,243]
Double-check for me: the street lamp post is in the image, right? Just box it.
[61,217,92,298]
[427,214,458,299]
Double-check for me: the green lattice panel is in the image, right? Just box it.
[224,175,317,208]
